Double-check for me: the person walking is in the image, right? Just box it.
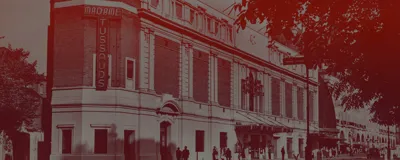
[182,146,190,160]
[213,146,219,160]
[176,147,182,160]
[281,147,285,160]
[225,148,232,160]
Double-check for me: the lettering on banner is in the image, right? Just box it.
[96,17,109,90]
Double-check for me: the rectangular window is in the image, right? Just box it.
[197,14,203,31]
[195,130,205,152]
[124,130,135,160]
[189,9,195,24]
[94,129,108,154]
[217,58,231,107]
[192,50,209,103]
[285,83,293,118]
[271,77,281,116]
[151,0,159,8]
[309,91,314,122]
[176,3,183,19]
[127,59,134,79]
[220,132,227,148]
[62,129,72,154]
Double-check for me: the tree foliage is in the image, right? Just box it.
[234,0,400,125]
[0,45,45,139]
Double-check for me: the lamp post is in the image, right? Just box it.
[283,56,312,160]
[388,126,391,160]
[45,0,55,159]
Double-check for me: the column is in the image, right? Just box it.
[139,27,151,91]
[293,85,298,119]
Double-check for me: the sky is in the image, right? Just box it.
[0,0,49,74]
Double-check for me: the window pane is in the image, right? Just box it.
[195,130,204,152]
[151,0,159,8]
[124,130,135,160]
[94,129,108,154]
[127,60,134,79]
[62,130,72,154]
[176,3,183,19]
[220,132,227,148]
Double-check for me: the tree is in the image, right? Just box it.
[0,44,45,150]
[233,0,400,126]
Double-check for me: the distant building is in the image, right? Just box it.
[335,104,397,153]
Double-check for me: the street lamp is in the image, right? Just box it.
[283,56,312,160]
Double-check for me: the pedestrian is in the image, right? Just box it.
[182,146,190,160]
[281,147,285,160]
[213,146,219,160]
[176,147,182,160]
[225,148,232,160]
[268,145,272,160]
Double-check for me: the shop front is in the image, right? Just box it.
[235,123,293,160]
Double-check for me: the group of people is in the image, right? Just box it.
[175,146,232,160]
[175,146,190,160]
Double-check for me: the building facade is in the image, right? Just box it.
[50,0,321,160]
[335,106,397,153]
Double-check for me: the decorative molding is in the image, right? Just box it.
[56,124,75,128]
[90,124,112,128]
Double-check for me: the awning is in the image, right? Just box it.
[235,111,293,134]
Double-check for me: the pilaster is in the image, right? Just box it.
[139,27,152,91]
[293,85,298,119]
[232,58,240,108]
[214,54,219,104]
[303,87,307,121]
[281,79,285,117]
[314,90,319,123]
[149,30,155,91]
[263,71,270,114]
[180,42,192,99]
[209,52,215,103]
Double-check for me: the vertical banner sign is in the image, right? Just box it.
[96,17,109,90]
[84,5,122,91]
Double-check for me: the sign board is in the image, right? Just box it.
[84,5,122,91]
[96,17,109,91]
[283,57,305,65]
[84,5,122,17]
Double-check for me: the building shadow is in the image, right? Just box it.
[59,123,178,160]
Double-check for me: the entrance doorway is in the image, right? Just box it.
[160,121,171,160]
